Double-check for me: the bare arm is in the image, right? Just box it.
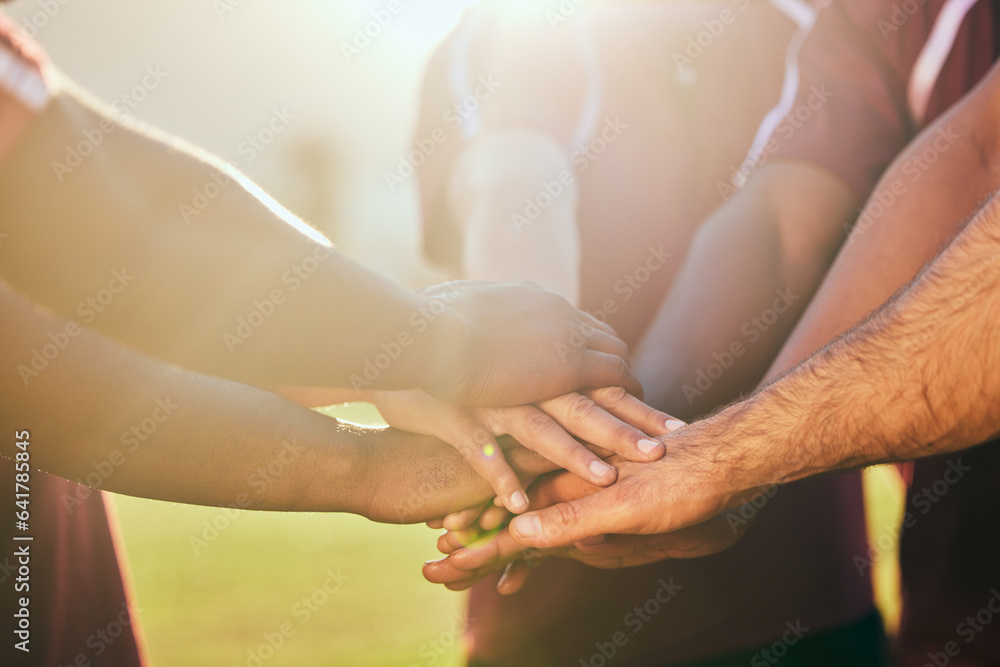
[0,76,637,406]
[504,188,1000,548]
[0,279,566,522]
[633,161,858,419]
[765,61,1000,382]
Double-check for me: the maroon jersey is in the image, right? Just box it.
[417,2,874,664]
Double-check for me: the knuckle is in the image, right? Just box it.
[594,386,629,406]
[613,421,639,447]
[566,393,599,421]
[606,355,629,379]
[553,501,580,531]
[523,410,555,437]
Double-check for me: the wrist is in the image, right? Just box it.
[419,298,474,401]
[688,398,789,505]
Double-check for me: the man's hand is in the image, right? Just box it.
[423,281,642,406]
[423,463,754,593]
[503,420,773,548]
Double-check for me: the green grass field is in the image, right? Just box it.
[115,404,468,667]
[114,405,905,666]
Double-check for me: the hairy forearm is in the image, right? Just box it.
[0,75,467,392]
[705,197,1000,496]
[634,163,857,420]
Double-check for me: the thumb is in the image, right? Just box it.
[509,486,631,549]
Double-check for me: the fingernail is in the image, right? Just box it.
[510,490,529,513]
[665,419,686,432]
[638,439,661,455]
[589,460,615,479]
[513,515,542,538]
[424,558,444,566]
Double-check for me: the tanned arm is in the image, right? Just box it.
[0,279,559,522]
[633,162,857,420]
[0,76,637,407]
[505,189,1000,547]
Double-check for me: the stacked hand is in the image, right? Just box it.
[423,421,774,593]
[423,281,642,406]
[367,386,672,513]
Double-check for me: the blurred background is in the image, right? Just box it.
[2,1,905,665]
[7,0,479,287]
[5,1,480,664]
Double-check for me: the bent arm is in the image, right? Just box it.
[765,60,1000,382]
[503,195,1000,548]
[634,161,858,419]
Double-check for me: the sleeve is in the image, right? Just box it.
[765,0,938,201]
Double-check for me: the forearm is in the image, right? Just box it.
[634,162,857,419]
[0,281,550,519]
[0,280,379,513]
[706,196,1000,495]
[0,75,467,392]
[765,59,1000,382]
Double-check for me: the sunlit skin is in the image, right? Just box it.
[0,29,657,515]
[426,58,1000,591]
